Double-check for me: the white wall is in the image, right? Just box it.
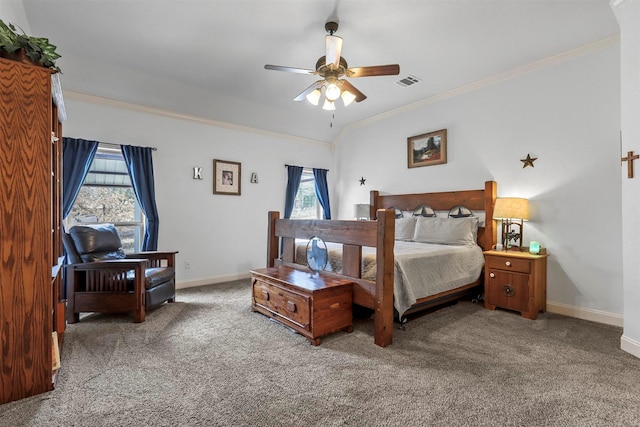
[612,0,640,358]
[0,1,31,33]
[334,43,623,321]
[62,97,333,288]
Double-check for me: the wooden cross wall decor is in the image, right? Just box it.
[622,151,640,178]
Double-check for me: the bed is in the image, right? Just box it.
[266,180,497,347]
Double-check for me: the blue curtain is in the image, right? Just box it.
[121,145,160,251]
[284,165,303,219]
[313,168,331,219]
[62,137,99,218]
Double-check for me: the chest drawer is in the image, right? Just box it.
[252,279,311,329]
[486,256,530,274]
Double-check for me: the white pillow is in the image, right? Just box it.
[395,217,417,241]
[412,217,478,246]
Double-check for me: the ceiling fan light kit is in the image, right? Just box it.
[264,21,399,110]
[322,99,336,111]
[306,89,322,106]
[341,90,356,106]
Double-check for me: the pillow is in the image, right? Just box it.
[448,205,473,218]
[413,205,436,217]
[395,217,417,241]
[401,210,414,218]
[389,207,402,218]
[412,217,478,246]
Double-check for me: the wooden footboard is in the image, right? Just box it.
[267,210,396,347]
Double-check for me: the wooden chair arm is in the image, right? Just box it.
[126,251,178,268]
[65,259,148,272]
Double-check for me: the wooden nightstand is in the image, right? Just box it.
[483,250,547,320]
[250,266,353,345]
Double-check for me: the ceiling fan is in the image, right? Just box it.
[264,21,400,110]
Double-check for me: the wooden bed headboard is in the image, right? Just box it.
[369,180,497,251]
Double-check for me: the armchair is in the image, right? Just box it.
[63,223,177,323]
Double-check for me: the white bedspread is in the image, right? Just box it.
[295,240,484,317]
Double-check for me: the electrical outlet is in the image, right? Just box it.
[184,261,191,269]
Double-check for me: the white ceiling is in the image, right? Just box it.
[22,0,619,144]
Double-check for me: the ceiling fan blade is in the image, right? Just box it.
[325,35,343,69]
[338,80,367,102]
[346,64,400,78]
[293,80,325,101]
[264,64,316,75]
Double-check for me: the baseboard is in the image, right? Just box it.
[176,272,251,290]
[621,335,640,359]
[546,301,623,327]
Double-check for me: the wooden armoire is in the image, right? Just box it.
[0,56,66,403]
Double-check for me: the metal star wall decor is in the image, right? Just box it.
[359,176,366,185]
[521,154,537,168]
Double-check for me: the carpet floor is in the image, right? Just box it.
[1,279,639,426]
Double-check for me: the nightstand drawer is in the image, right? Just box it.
[486,256,530,274]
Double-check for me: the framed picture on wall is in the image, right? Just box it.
[407,129,447,168]
[213,159,241,195]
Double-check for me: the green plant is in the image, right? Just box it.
[0,19,61,72]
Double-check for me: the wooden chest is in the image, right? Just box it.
[250,266,353,345]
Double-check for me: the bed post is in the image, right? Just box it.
[374,208,395,347]
[370,190,379,220]
[267,211,280,267]
[484,181,497,251]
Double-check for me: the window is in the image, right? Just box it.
[290,169,321,219]
[66,145,145,253]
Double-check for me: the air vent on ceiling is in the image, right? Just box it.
[396,75,422,87]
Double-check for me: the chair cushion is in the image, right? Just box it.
[125,267,175,291]
[69,224,126,263]
[145,267,175,290]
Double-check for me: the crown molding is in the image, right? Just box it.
[610,0,632,8]
[332,34,620,149]
[63,90,328,147]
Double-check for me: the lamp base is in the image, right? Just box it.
[501,219,524,252]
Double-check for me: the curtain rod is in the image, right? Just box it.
[99,141,157,151]
[284,164,329,171]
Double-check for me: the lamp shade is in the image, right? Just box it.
[325,83,341,101]
[322,99,336,111]
[493,198,529,220]
[355,203,370,220]
[341,90,356,106]
[305,89,321,106]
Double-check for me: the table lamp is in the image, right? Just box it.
[493,197,529,250]
[355,203,370,220]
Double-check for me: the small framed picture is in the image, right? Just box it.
[407,129,447,168]
[213,159,241,195]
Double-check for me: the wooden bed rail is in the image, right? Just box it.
[266,210,396,347]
